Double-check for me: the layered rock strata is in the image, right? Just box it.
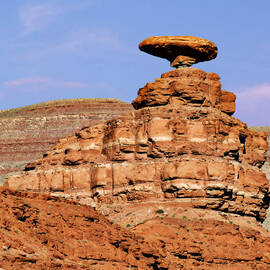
[250,126,270,181]
[0,98,133,181]
[5,68,269,222]
[250,126,270,231]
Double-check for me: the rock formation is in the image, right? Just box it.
[5,66,269,221]
[3,36,270,268]
[250,126,270,231]
[139,36,217,67]
[0,98,133,182]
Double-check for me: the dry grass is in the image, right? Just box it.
[0,98,123,119]
[249,126,270,132]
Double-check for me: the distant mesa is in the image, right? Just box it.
[139,36,218,68]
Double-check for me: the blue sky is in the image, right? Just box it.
[0,0,270,126]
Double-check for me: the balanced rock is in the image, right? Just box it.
[139,36,218,67]
[3,37,270,268]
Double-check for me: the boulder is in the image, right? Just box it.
[139,36,218,67]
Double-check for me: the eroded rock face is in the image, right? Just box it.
[5,68,269,222]
[249,126,270,231]
[2,187,270,269]
[132,68,236,116]
[139,36,218,67]
[0,98,133,181]
[0,187,164,269]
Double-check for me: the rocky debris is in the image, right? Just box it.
[0,187,165,269]
[5,67,269,222]
[139,36,218,67]
[1,187,270,269]
[133,214,270,269]
[0,98,133,181]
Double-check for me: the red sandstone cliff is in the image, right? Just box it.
[0,98,133,181]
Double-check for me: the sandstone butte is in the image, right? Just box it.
[0,98,133,182]
[2,36,270,269]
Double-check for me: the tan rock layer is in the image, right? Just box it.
[0,99,133,180]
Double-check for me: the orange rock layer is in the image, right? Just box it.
[2,187,270,269]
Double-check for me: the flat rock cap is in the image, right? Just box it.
[139,36,218,67]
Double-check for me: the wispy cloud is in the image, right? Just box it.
[19,3,59,34]
[9,28,133,62]
[4,77,88,91]
[237,83,270,99]
[235,83,270,125]
[62,29,132,52]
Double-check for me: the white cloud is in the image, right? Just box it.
[4,77,88,91]
[56,29,133,53]
[235,83,270,126]
[19,3,58,34]
[237,83,270,99]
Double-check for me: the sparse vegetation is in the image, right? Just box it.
[249,126,270,132]
[137,220,146,226]
[156,209,164,214]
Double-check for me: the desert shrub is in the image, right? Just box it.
[156,209,164,214]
